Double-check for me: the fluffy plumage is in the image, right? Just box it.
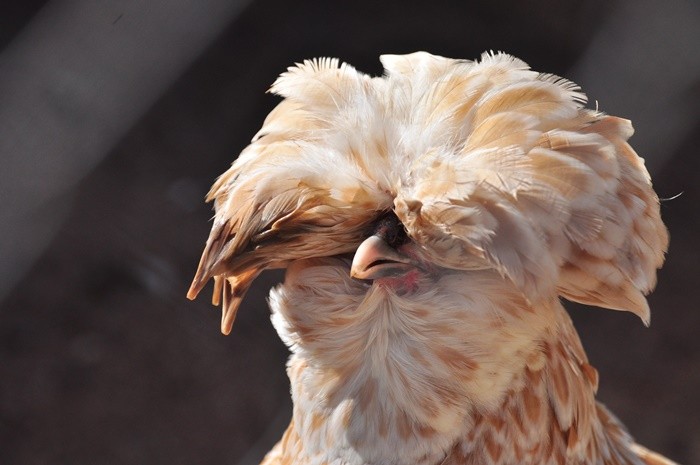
[188,52,673,465]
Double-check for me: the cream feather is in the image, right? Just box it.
[188,52,673,465]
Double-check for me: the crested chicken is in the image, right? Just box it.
[187,52,674,465]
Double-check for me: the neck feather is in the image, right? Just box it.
[267,266,645,465]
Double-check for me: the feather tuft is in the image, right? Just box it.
[189,51,672,465]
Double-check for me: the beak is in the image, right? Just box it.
[350,235,416,280]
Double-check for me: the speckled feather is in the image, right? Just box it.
[188,52,673,465]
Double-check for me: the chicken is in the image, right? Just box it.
[187,52,674,465]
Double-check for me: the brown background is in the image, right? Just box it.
[1,1,698,464]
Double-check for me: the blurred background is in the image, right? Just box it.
[1,0,698,463]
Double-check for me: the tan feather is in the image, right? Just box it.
[188,51,674,464]
[188,120,391,334]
